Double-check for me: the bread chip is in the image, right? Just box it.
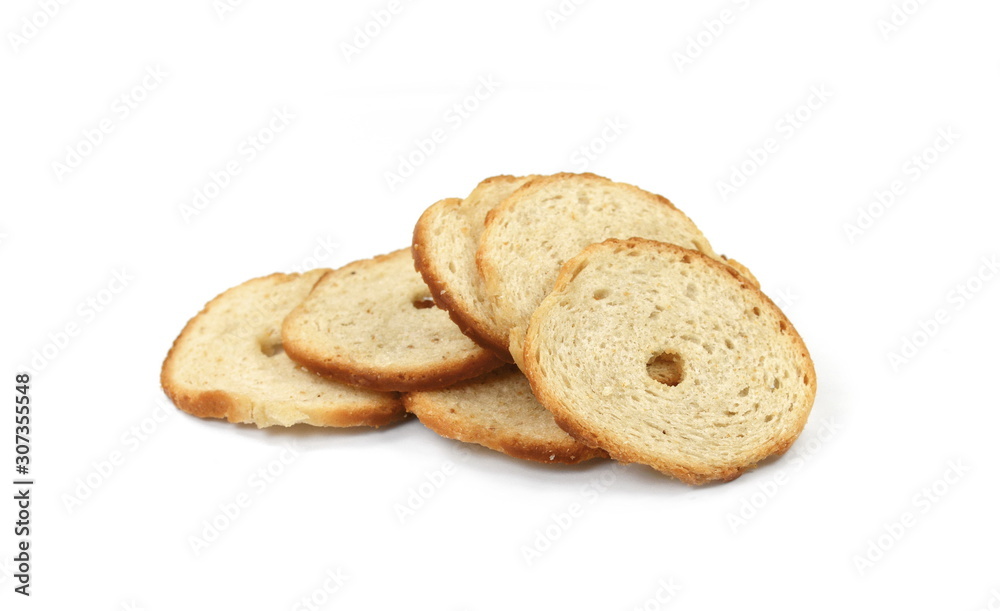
[161,271,403,428]
[524,239,816,484]
[282,249,503,391]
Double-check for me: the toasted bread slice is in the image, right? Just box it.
[161,271,403,428]
[404,365,606,465]
[476,173,731,366]
[412,176,537,360]
[282,249,503,392]
[523,239,816,484]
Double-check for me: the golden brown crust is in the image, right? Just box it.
[403,371,607,465]
[282,250,504,392]
[160,272,406,428]
[287,343,504,393]
[523,238,817,485]
[163,383,405,427]
[411,212,514,362]
[301,398,405,428]
[720,255,761,288]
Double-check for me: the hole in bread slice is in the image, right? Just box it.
[647,351,685,386]
[258,331,284,357]
[412,296,437,310]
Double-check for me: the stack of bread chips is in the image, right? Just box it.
[162,173,815,484]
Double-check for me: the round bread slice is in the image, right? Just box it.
[161,271,403,428]
[404,365,607,465]
[282,249,504,392]
[523,239,816,485]
[476,173,734,367]
[412,175,537,361]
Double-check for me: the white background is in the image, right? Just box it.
[2,0,999,609]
